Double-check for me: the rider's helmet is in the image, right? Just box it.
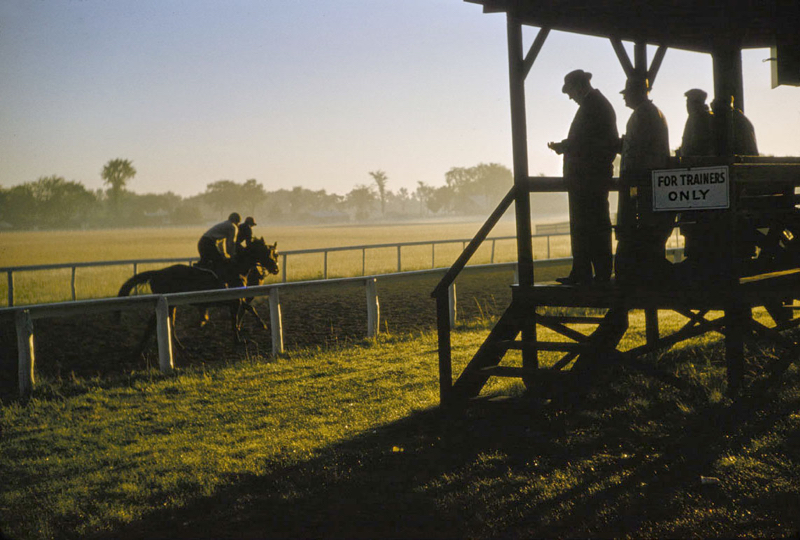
[228,212,241,224]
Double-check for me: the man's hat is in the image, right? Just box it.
[244,216,257,226]
[562,69,592,93]
[620,75,650,95]
[684,88,707,102]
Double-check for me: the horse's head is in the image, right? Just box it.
[248,237,280,275]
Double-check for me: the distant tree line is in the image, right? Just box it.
[0,159,567,230]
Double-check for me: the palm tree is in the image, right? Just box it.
[101,158,136,210]
[369,170,389,216]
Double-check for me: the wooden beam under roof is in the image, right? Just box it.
[464,0,799,53]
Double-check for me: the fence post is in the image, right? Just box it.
[155,296,174,372]
[366,277,380,338]
[323,251,328,279]
[133,262,138,276]
[269,288,284,355]
[448,282,457,327]
[397,246,402,272]
[16,309,35,399]
[491,239,496,263]
[7,271,13,307]
[71,267,77,301]
[547,235,551,259]
[281,254,287,283]
[362,248,366,276]
[431,243,435,268]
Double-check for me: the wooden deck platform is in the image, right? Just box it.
[437,268,800,406]
[515,268,800,310]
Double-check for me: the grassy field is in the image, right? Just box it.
[2,309,799,539]
[0,220,575,306]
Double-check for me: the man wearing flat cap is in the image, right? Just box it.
[548,69,619,286]
[614,75,673,285]
[677,88,713,158]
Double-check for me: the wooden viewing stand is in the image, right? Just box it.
[432,0,800,407]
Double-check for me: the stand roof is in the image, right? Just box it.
[465,0,799,53]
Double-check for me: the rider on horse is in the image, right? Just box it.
[236,216,257,248]
[197,212,240,272]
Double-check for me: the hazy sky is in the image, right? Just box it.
[2,0,798,198]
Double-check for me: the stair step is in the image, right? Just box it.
[478,366,538,377]
[496,340,586,352]
[478,366,571,382]
[537,314,606,324]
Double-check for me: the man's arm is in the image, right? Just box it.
[225,224,238,257]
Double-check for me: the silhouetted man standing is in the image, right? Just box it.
[615,75,673,285]
[548,69,619,285]
[677,88,714,158]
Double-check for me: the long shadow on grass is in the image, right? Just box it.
[92,366,800,540]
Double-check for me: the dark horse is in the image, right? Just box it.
[117,237,279,356]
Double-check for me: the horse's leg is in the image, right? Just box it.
[197,307,210,328]
[231,301,245,344]
[170,306,186,352]
[242,299,268,330]
[134,314,157,359]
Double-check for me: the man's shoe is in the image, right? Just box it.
[555,276,587,286]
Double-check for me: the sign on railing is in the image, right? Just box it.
[652,166,730,211]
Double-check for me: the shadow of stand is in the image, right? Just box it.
[92,378,799,540]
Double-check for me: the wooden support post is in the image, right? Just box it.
[712,44,741,156]
[507,15,535,288]
[323,251,328,279]
[366,277,380,338]
[7,271,14,307]
[431,243,435,268]
[363,248,367,275]
[282,254,287,283]
[645,309,659,345]
[16,309,34,399]
[521,304,538,383]
[435,292,453,405]
[269,289,284,355]
[133,262,138,275]
[155,296,173,373]
[490,239,496,264]
[70,267,77,301]
[448,282,457,328]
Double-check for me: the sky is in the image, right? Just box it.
[1,0,799,198]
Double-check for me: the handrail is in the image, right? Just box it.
[431,186,516,298]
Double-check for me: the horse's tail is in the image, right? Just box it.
[114,271,158,323]
[117,271,159,298]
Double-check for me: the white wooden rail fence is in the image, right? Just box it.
[0,233,570,307]
[4,260,548,399]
